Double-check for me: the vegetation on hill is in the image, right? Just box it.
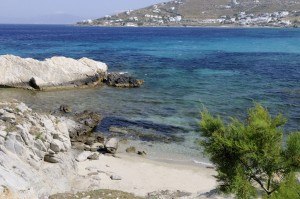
[199,104,300,198]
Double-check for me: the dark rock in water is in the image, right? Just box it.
[126,146,136,153]
[104,138,118,154]
[60,104,72,113]
[96,117,185,143]
[137,151,147,156]
[68,111,102,139]
[29,77,40,90]
[105,72,144,88]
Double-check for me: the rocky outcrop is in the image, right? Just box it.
[105,73,144,88]
[0,101,102,198]
[0,55,107,90]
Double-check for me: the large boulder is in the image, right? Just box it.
[0,55,108,90]
[105,72,144,88]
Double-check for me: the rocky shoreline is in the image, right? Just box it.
[0,56,221,199]
[0,101,222,199]
[0,55,144,90]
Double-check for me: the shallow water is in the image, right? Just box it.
[0,25,299,164]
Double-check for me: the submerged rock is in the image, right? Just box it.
[137,151,147,156]
[125,146,136,153]
[105,72,144,88]
[67,111,102,141]
[0,55,108,90]
[97,117,185,143]
[60,104,72,113]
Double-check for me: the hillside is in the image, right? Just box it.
[78,0,300,27]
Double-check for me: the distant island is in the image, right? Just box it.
[77,0,300,28]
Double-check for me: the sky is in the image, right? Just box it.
[0,0,167,24]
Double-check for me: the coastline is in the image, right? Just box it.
[1,26,299,198]
[0,101,220,199]
[74,24,297,29]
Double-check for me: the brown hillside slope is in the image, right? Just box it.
[79,0,300,27]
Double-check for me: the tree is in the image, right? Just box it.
[199,104,300,198]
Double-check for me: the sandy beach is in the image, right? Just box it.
[77,152,218,198]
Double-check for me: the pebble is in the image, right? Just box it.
[110,175,122,180]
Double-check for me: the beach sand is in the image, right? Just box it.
[77,153,218,197]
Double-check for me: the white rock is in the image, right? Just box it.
[34,139,47,152]
[53,134,71,151]
[79,57,108,73]
[0,112,16,122]
[0,137,4,145]
[56,121,69,136]
[14,139,26,157]
[76,151,92,162]
[104,138,119,154]
[4,134,17,153]
[0,101,101,198]
[16,102,32,113]
[0,55,108,90]
[17,124,32,146]
[33,148,45,160]
[110,175,122,180]
[41,116,56,134]
[50,139,65,153]
[0,130,7,138]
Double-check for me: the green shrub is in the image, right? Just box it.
[199,104,300,199]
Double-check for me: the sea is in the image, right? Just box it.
[0,25,299,165]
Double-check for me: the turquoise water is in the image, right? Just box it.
[0,25,299,162]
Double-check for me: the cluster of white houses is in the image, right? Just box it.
[199,11,291,26]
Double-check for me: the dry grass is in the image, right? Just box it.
[49,189,144,199]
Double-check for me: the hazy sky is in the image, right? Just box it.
[0,0,167,24]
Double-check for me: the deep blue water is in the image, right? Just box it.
[0,25,299,154]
